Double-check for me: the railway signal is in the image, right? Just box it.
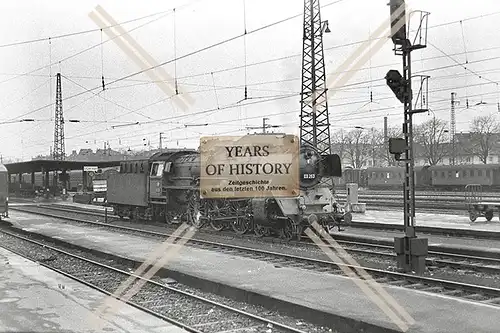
[387,0,430,274]
[388,138,406,161]
[385,70,405,104]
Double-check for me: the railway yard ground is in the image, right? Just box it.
[2,198,500,332]
[0,246,187,333]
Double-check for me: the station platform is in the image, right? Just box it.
[0,246,186,333]
[333,227,500,250]
[5,213,500,333]
[49,200,113,212]
[351,209,500,232]
[10,198,113,213]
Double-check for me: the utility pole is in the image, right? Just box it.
[300,0,332,186]
[386,0,430,274]
[384,117,389,165]
[450,92,459,165]
[159,132,167,150]
[246,117,279,134]
[53,73,65,161]
[371,128,376,167]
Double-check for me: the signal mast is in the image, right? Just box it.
[386,0,430,274]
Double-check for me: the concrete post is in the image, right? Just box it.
[346,183,366,213]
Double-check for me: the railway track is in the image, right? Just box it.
[8,205,500,307]
[16,203,499,240]
[335,190,500,197]
[0,227,318,333]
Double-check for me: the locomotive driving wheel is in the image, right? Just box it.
[207,200,226,232]
[253,224,270,237]
[187,192,203,229]
[230,200,251,235]
[279,219,296,241]
[232,216,251,235]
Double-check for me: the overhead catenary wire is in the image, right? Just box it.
[0,7,180,88]
[243,0,248,101]
[173,7,178,95]
[0,2,204,49]
[8,5,500,156]
[10,62,500,149]
[10,52,500,136]
[22,86,500,153]
[4,0,348,125]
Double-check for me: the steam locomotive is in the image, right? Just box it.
[107,138,351,240]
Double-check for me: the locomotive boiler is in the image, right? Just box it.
[107,142,350,240]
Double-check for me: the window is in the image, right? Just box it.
[151,163,159,176]
[455,171,460,178]
[489,156,494,162]
[478,170,483,177]
[466,157,471,163]
[386,172,390,179]
[157,162,165,176]
[486,169,491,178]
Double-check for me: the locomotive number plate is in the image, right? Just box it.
[200,134,299,199]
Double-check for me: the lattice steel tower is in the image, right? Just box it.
[299,0,331,155]
[53,73,65,160]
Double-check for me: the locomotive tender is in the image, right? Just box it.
[107,141,351,240]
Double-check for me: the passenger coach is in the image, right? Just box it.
[429,164,500,191]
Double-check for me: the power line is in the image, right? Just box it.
[10,8,500,154]
[11,58,500,145]
[2,0,348,125]
[14,76,500,152]
[0,5,190,87]
[428,42,499,86]
[0,1,206,49]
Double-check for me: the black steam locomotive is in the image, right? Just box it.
[107,138,351,240]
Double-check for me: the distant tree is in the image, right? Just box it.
[467,115,500,164]
[345,129,371,168]
[331,130,348,162]
[369,128,390,167]
[414,117,449,166]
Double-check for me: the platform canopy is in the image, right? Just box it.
[4,159,122,174]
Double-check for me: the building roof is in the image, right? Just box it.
[5,160,122,174]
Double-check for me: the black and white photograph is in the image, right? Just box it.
[0,1,499,332]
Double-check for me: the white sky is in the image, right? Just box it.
[0,0,499,161]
